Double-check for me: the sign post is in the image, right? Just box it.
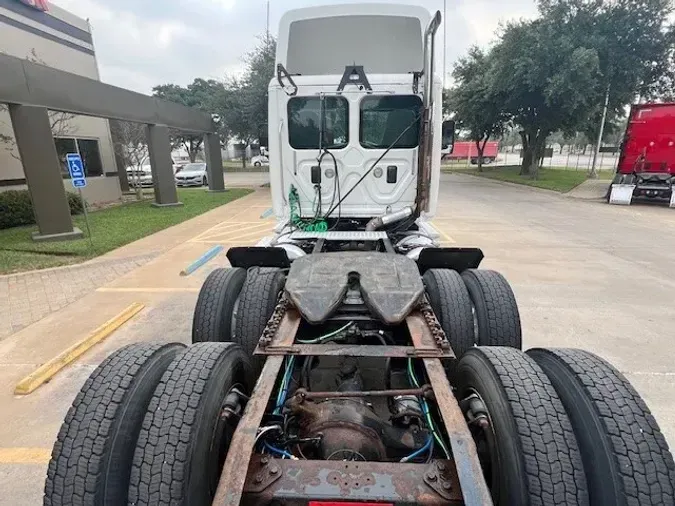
[66,153,93,248]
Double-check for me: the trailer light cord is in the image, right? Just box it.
[289,185,328,232]
[317,149,342,230]
[323,112,423,220]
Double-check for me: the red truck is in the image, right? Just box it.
[610,102,675,205]
[442,141,499,164]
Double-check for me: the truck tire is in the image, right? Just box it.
[128,342,252,506]
[234,267,285,377]
[527,348,675,506]
[423,269,474,361]
[192,268,247,343]
[456,347,588,505]
[44,343,184,506]
[461,269,522,349]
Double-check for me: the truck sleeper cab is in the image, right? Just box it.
[268,4,444,223]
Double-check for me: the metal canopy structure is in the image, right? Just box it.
[0,52,225,241]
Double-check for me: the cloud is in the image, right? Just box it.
[51,0,538,94]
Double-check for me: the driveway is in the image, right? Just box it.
[1,174,674,504]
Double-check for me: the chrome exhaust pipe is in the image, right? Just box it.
[365,206,414,231]
[416,10,442,217]
[423,11,442,108]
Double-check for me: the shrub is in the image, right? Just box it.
[0,189,84,230]
[67,192,84,215]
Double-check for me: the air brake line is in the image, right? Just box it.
[289,185,328,232]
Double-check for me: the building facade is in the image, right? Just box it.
[0,0,121,203]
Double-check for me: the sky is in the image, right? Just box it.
[52,0,538,94]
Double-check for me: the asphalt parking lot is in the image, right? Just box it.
[1,172,674,504]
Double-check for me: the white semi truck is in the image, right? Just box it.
[44,5,675,506]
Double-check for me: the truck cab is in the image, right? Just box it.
[610,102,675,205]
[267,4,446,224]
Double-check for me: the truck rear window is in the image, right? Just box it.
[360,95,422,149]
[288,96,349,150]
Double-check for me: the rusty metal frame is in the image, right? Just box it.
[213,355,285,506]
[256,311,455,359]
[257,343,453,358]
[214,303,492,506]
[241,455,462,505]
[423,359,493,505]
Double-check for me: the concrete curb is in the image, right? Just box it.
[444,170,611,200]
[443,171,562,196]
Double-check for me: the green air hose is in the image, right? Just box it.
[289,185,328,232]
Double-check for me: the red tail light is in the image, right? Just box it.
[309,503,393,506]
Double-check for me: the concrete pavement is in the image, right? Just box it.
[1,173,675,504]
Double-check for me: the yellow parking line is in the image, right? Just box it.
[0,448,52,464]
[97,287,200,293]
[432,223,456,244]
[14,303,145,396]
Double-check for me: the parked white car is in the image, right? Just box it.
[251,155,269,167]
[126,166,153,187]
[175,162,208,187]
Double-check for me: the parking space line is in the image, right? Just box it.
[193,228,274,244]
[0,448,51,464]
[191,221,272,242]
[192,223,274,242]
[210,227,274,241]
[97,287,200,293]
[14,303,145,396]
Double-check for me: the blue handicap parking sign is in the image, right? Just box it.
[66,153,87,188]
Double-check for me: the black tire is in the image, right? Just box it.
[254,161,261,167]
[461,269,522,348]
[44,343,184,506]
[527,348,675,506]
[192,268,247,343]
[456,347,588,505]
[234,267,285,377]
[128,342,252,506]
[423,269,474,360]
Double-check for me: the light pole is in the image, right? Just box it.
[266,1,270,43]
[590,84,610,179]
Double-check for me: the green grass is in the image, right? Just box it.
[443,165,613,192]
[0,188,252,274]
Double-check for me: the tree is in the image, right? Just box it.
[109,120,148,200]
[152,78,224,162]
[448,47,508,171]
[1,49,76,159]
[537,0,675,176]
[213,36,276,168]
[488,19,601,178]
